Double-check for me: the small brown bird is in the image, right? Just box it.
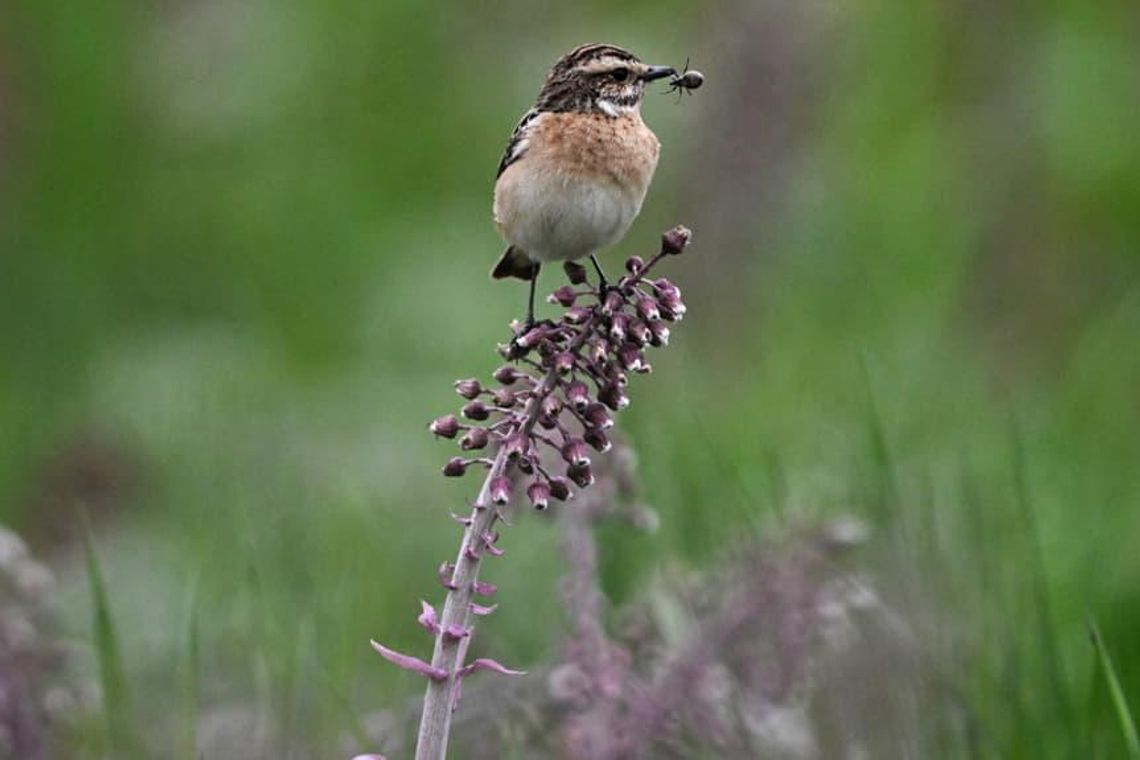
[491,43,676,325]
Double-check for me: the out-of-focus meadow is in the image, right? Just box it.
[2,0,1139,756]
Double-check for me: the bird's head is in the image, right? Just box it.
[537,43,674,116]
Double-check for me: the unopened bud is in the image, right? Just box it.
[618,343,645,372]
[661,225,691,255]
[430,415,460,438]
[489,476,511,505]
[461,401,490,421]
[493,365,523,385]
[502,433,528,460]
[590,339,609,365]
[459,427,489,451]
[516,326,548,350]
[542,394,563,418]
[599,383,629,411]
[584,427,611,453]
[548,285,578,307]
[564,306,592,325]
[609,313,630,343]
[648,320,670,347]
[565,380,590,410]
[442,457,467,477]
[601,290,624,317]
[625,255,645,275]
[527,481,551,510]
[454,379,482,399]
[492,388,517,408]
[636,297,660,322]
[561,439,591,467]
[628,319,651,347]
[548,477,572,501]
[583,402,613,430]
[566,462,594,488]
[553,351,575,375]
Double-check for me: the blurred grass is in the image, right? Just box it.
[2,0,1139,755]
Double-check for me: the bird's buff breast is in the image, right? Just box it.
[494,111,660,263]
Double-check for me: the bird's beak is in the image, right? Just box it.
[640,65,675,82]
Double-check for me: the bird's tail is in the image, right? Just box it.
[490,246,540,281]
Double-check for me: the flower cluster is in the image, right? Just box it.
[429,224,691,509]
[368,227,692,759]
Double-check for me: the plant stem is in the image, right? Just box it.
[415,360,574,759]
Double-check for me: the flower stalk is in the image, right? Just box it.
[371,226,693,760]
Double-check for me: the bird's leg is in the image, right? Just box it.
[524,265,541,330]
[590,254,610,294]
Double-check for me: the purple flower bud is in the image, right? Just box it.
[618,343,645,372]
[442,457,467,477]
[454,379,482,399]
[599,383,629,411]
[657,289,685,314]
[553,351,575,375]
[489,476,511,505]
[609,313,630,344]
[564,306,592,325]
[659,303,683,322]
[661,225,691,255]
[601,289,624,316]
[538,413,558,430]
[565,380,590,411]
[516,326,548,350]
[583,402,614,430]
[629,319,651,347]
[493,365,522,385]
[548,476,572,501]
[652,278,681,301]
[561,439,591,467]
[461,401,490,421]
[470,602,497,616]
[472,580,497,596]
[430,415,460,438]
[502,433,528,460]
[527,480,551,510]
[542,394,563,418]
[563,260,588,285]
[590,339,610,366]
[584,427,612,453]
[648,320,670,346]
[566,462,595,488]
[548,284,578,307]
[492,388,517,408]
[625,255,645,274]
[636,297,660,322]
[459,427,489,451]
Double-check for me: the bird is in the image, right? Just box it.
[491,43,676,327]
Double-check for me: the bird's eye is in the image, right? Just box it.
[611,67,629,82]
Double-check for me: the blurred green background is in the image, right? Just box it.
[2,0,1139,756]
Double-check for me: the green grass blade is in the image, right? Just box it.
[1088,621,1140,758]
[82,518,139,757]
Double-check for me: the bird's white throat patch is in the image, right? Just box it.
[597,98,636,118]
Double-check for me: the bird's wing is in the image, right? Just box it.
[496,108,542,179]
